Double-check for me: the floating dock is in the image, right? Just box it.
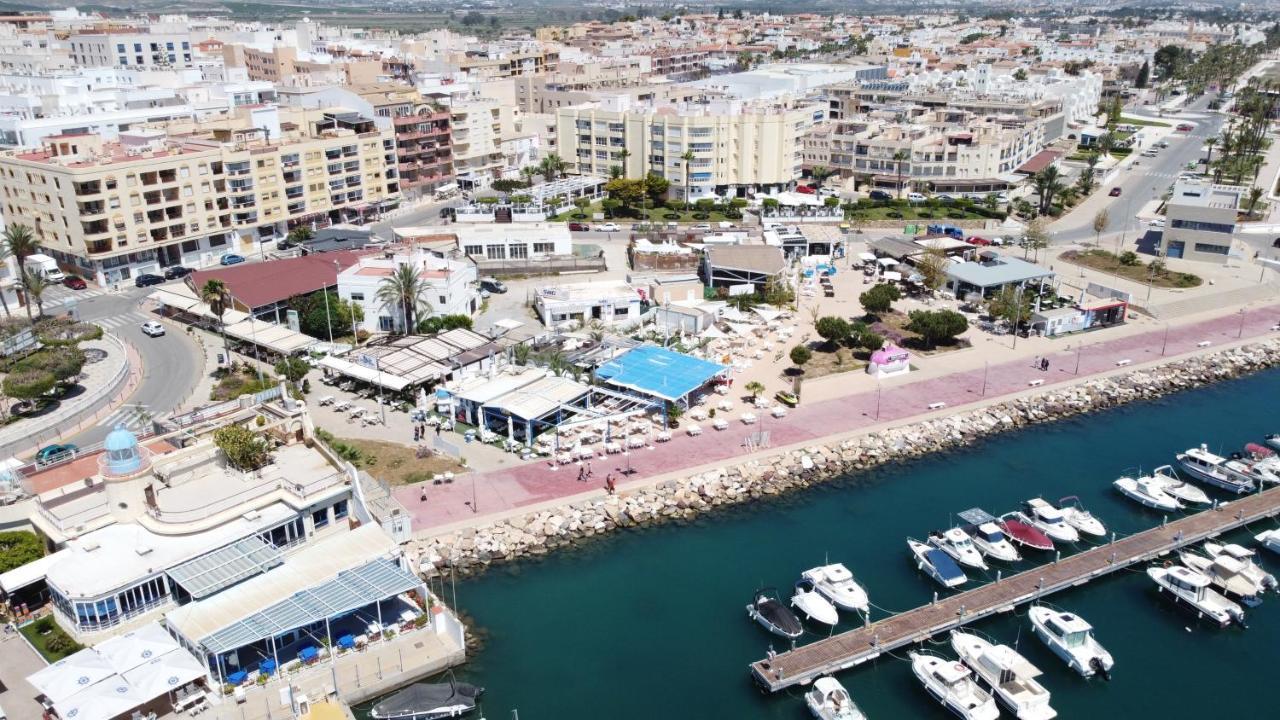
[750,486,1280,692]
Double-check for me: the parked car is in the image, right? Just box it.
[690,223,712,231]
[220,253,246,266]
[966,236,993,246]
[1177,123,1195,132]
[134,273,165,287]
[479,278,508,294]
[568,222,589,231]
[164,265,193,280]
[595,222,620,233]
[35,443,78,465]
[936,194,957,204]
[795,184,816,194]
[906,192,927,203]
[1109,187,1123,197]
[1149,218,1165,229]
[140,320,166,337]
[62,275,87,290]
[868,189,893,201]
[995,193,1010,203]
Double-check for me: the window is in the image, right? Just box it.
[1193,242,1230,255]
[509,244,528,260]
[486,245,506,260]
[533,242,555,253]
[463,244,483,256]
[312,507,330,529]
[333,499,349,520]
[349,292,364,302]
[438,295,447,304]
[379,315,395,332]
[1170,218,1234,234]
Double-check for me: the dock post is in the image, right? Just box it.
[996,570,1002,583]
[1054,550,1060,564]
[1162,515,1167,526]
[1110,531,1115,544]
[864,613,870,628]
[1037,577,1043,595]
[933,591,938,605]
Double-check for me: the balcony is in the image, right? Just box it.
[73,181,102,197]
[227,163,251,176]
[77,202,106,216]
[82,219,109,236]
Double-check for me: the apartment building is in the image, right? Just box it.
[557,98,826,201]
[67,31,195,69]
[349,83,454,198]
[452,44,559,80]
[451,98,509,191]
[337,247,478,333]
[649,48,709,79]
[222,44,381,86]
[0,105,399,285]
[1160,179,1243,264]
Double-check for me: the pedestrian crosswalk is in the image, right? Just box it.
[93,311,149,331]
[98,403,153,431]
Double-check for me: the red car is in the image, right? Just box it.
[966,236,992,246]
[1177,123,1194,132]
[62,276,87,290]
[567,222,589,231]
[1109,187,1122,197]
[796,185,816,194]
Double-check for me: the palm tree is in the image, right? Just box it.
[1032,166,1064,214]
[519,166,537,186]
[616,148,631,178]
[0,237,15,319]
[539,153,566,183]
[680,149,695,210]
[375,263,431,334]
[1096,132,1115,158]
[744,380,765,399]
[21,269,48,318]
[1246,186,1265,217]
[810,164,829,189]
[892,150,910,199]
[201,278,233,359]
[3,224,37,322]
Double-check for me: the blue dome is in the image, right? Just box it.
[104,424,139,453]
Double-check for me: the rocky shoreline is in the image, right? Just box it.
[413,338,1280,577]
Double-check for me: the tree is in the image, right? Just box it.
[375,264,432,334]
[744,380,765,398]
[201,279,233,360]
[905,309,968,348]
[814,316,851,348]
[1013,68,1028,82]
[1022,217,1050,262]
[1031,166,1064,214]
[539,153,566,182]
[4,222,40,323]
[1136,60,1150,89]
[20,270,48,318]
[987,286,1027,330]
[290,291,362,341]
[680,149,695,209]
[857,331,885,352]
[1247,186,1265,217]
[513,343,531,366]
[1204,136,1218,166]
[1092,208,1110,246]
[789,344,812,369]
[644,173,670,205]
[914,246,949,292]
[285,226,314,247]
[810,164,830,188]
[418,314,473,334]
[859,283,901,316]
[214,424,272,472]
[0,530,42,573]
[604,177,646,210]
[1096,132,1115,158]
[274,356,309,384]
[3,368,55,400]
[892,149,910,198]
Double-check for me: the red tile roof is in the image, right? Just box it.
[1016,149,1063,175]
[188,250,366,310]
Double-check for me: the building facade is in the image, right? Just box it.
[1160,179,1243,264]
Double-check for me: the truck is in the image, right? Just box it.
[926,224,965,240]
[22,253,64,282]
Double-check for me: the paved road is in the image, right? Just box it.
[42,281,204,447]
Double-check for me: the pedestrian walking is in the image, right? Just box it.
[585,461,593,478]
[1042,358,1050,371]
[420,488,427,503]
[1033,355,1041,369]
[606,474,617,495]
[436,424,442,437]
[577,467,586,482]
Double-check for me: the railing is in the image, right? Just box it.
[35,492,111,533]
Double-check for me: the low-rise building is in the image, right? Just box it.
[338,247,478,334]
[454,222,572,261]
[1159,178,1243,264]
[702,244,787,292]
[535,281,642,328]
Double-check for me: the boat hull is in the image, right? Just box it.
[1112,479,1180,512]
[1177,457,1253,494]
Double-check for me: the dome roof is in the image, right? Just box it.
[104,424,139,453]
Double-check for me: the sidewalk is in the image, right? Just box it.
[395,301,1280,537]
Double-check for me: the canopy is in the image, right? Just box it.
[121,651,207,700]
[0,550,65,593]
[224,317,316,355]
[720,307,751,322]
[752,307,781,322]
[54,675,147,720]
[94,623,183,675]
[877,257,899,267]
[858,252,877,262]
[28,650,116,704]
[319,355,414,392]
[882,271,903,282]
[700,325,728,340]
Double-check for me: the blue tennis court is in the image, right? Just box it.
[595,346,729,403]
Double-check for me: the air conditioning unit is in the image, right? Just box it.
[242,509,261,521]
[81,539,100,552]
[135,545,153,556]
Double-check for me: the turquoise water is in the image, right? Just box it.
[369,369,1280,719]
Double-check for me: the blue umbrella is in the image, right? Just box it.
[259,659,277,675]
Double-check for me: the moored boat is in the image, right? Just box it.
[792,578,840,626]
[965,521,1022,563]
[804,676,867,720]
[909,650,1000,720]
[747,587,804,639]
[1178,549,1268,607]
[998,512,1055,552]
[951,631,1058,720]
[1255,528,1280,555]
[1027,605,1113,679]
[1057,496,1106,538]
[1264,433,1280,453]
[1022,498,1080,543]
[929,527,989,570]
[1147,564,1246,628]
[1176,444,1255,494]
[1242,444,1280,484]
[369,678,484,720]
[1113,474,1183,512]
[909,537,967,588]
[1148,465,1211,505]
[800,564,870,614]
[1204,541,1276,594]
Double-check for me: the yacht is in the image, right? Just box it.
[909,537,968,588]
[951,631,1058,720]
[1177,444,1256,494]
[965,522,1022,563]
[1147,564,1246,628]
[792,578,840,626]
[1255,528,1280,555]
[1022,499,1080,543]
[998,512,1055,552]
[1265,433,1280,453]
[1113,474,1183,512]
[1242,444,1280,484]
[747,587,804,639]
[804,676,867,720]
[909,651,1000,720]
[1204,542,1276,594]
[1148,465,1211,505]
[370,678,484,720]
[1178,549,1268,607]
[801,564,870,614]
[1028,605,1113,679]
[929,527,989,570]
[1057,496,1106,538]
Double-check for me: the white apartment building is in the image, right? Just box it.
[338,248,478,334]
[535,281,642,328]
[67,31,196,69]
[450,97,508,191]
[454,222,572,261]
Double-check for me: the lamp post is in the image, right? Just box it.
[1161,324,1170,355]
[1237,308,1246,338]
[981,361,989,397]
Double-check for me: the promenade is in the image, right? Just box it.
[397,302,1280,538]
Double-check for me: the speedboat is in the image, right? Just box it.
[1148,564,1246,628]
[1177,444,1255,494]
[801,564,870,614]
[965,522,1022,563]
[909,537,967,588]
[929,527,989,570]
[909,650,1000,720]
[1265,433,1280,453]
[1179,549,1269,607]
[1242,444,1280,484]
[1204,541,1277,595]
[1057,496,1106,538]
[1148,465,1211,505]
[1028,605,1113,679]
[370,678,484,720]
[1256,528,1280,555]
[804,676,867,720]
[998,512,1055,552]
[792,578,840,626]
[951,631,1058,720]
[1022,499,1080,543]
[1113,474,1183,512]
[747,587,804,639]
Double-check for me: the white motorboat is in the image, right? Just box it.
[1113,474,1183,512]
[965,521,1022,563]
[1022,498,1080,543]
[1148,465,1211,505]
[1265,433,1280,453]
[1255,528,1280,555]
[792,578,840,626]
[1028,605,1113,679]
[909,538,968,588]
[1057,496,1106,538]
[801,564,870,614]
[804,676,867,720]
[1204,541,1277,595]
[951,631,1058,720]
[1147,564,1246,628]
[747,587,804,639]
[1179,549,1268,607]
[1177,444,1255,494]
[909,651,1000,720]
[1241,444,1280,484]
[929,527,989,570]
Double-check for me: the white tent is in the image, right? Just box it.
[54,675,147,720]
[752,307,782,323]
[720,307,751,323]
[700,325,728,340]
[883,271,903,282]
[28,650,116,704]
[95,623,183,675]
[725,322,758,337]
[876,257,899,268]
[857,252,877,263]
[122,651,207,701]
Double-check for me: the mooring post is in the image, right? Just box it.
[933,591,938,605]
[1054,550,1060,564]
[996,569,1002,583]
[1110,531,1116,544]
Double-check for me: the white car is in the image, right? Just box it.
[595,222,620,232]
[140,321,165,337]
[907,192,927,203]
[1149,218,1166,229]
[690,223,712,231]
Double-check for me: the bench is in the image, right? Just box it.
[1028,379,1044,387]
[1115,359,1132,366]
[927,402,947,410]
[1197,340,1211,347]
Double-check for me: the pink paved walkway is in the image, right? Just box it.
[397,306,1280,533]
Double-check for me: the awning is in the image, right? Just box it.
[28,650,116,704]
[858,252,877,262]
[224,318,316,355]
[0,550,65,593]
[319,355,415,392]
[752,307,781,322]
[54,675,147,720]
[147,288,202,313]
[121,651,207,700]
[93,624,183,675]
[167,536,283,600]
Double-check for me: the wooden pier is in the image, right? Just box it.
[750,486,1280,692]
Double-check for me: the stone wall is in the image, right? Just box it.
[413,339,1280,576]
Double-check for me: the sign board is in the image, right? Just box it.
[727,283,754,297]
[0,327,38,357]
[1085,282,1132,303]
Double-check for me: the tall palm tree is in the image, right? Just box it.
[680,149,695,210]
[1246,186,1265,217]
[616,148,631,178]
[375,263,431,334]
[1203,136,1217,166]
[539,153,566,183]
[1032,165,1064,214]
[201,278,233,359]
[0,237,15,320]
[21,269,48,318]
[3,224,37,321]
[892,150,910,199]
